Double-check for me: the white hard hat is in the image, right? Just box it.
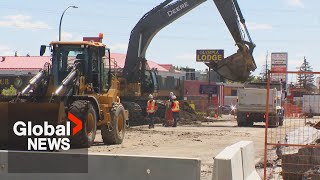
[148,94,153,99]
[172,95,176,100]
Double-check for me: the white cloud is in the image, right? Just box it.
[0,44,13,56]
[109,43,128,52]
[61,32,74,41]
[0,44,14,56]
[287,0,304,7]
[55,32,83,41]
[246,22,273,30]
[176,53,194,60]
[0,45,10,51]
[0,14,51,30]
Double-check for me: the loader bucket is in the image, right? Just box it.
[0,102,60,149]
[213,45,256,82]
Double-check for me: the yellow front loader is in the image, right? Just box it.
[0,40,128,149]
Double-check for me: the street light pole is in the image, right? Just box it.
[59,6,78,41]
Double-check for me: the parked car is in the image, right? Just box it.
[218,105,237,115]
[220,105,231,115]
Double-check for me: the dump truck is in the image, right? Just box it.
[0,39,128,149]
[236,87,283,127]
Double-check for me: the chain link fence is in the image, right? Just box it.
[264,71,320,180]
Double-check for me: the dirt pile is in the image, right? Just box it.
[179,101,206,124]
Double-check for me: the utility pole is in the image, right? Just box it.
[265,51,268,82]
[304,56,307,88]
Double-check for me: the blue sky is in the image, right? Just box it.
[0,0,319,76]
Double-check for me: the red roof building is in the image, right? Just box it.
[159,64,174,72]
[0,56,50,70]
[0,54,169,74]
[110,53,168,72]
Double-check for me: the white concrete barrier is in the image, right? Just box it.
[0,150,201,180]
[212,146,243,180]
[212,141,261,180]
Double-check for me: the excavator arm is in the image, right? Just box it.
[123,0,256,83]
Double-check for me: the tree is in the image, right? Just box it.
[226,74,262,84]
[1,85,17,96]
[297,57,315,91]
[259,52,270,82]
[259,65,269,82]
[248,75,263,83]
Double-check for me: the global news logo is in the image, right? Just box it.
[12,112,82,151]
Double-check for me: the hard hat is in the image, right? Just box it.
[172,95,176,100]
[148,94,153,99]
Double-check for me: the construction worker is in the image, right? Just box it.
[169,92,174,99]
[171,95,180,127]
[146,94,157,129]
[164,92,175,127]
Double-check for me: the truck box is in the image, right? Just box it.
[236,88,282,127]
[237,88,278,113]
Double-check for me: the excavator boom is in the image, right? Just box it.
[123,0,256,82]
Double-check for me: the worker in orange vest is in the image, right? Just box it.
[147,94,157,129]
[171,95,180,127]
[164,92,174,127]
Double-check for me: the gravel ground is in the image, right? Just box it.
[89,115,267,180]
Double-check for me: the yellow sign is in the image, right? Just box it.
[0,79,9,86]
[196,49,224,62]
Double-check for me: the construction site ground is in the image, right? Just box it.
[89,115,267,180]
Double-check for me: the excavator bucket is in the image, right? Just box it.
[213,45,256,82]
[0,102,60,149]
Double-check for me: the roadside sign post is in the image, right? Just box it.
[208,66,211,105]
[196,49,224,116]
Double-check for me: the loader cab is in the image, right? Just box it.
[43,41,108,93]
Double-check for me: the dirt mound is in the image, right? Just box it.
[179,101,206,124]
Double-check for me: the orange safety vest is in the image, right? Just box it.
[147,100,156,113]
[171,100,180,112]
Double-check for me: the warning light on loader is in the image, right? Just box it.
[99,33,104,39]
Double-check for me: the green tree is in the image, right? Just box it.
[259,64,269,82]
[297,57,315,92]
[1,85,17,96]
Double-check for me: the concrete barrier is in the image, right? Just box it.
[0,150,201,180]
[212,141,261,180]
[212,145,243,180]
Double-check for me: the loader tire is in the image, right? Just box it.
[101,105,126,145]
[69,100,97,148]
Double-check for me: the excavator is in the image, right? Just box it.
[0,40,128,149]
[120,0,256,123]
